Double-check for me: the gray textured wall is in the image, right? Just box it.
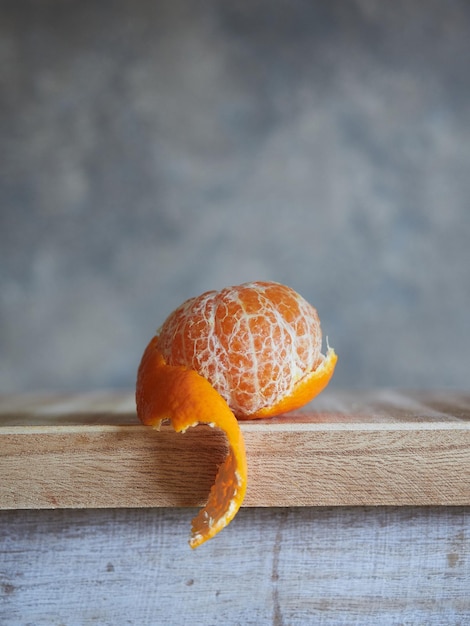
[1,0,469,394]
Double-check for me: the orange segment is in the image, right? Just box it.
[136,336,247,549]
[156,281,326,418]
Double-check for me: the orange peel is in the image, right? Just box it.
[135,281,337,547]
[246,345,337,419]
[136,336,247,549]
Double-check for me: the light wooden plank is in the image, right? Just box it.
[0,507,469,625]
[0,390,469,509]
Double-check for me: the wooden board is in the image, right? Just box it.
[1,390,469,509]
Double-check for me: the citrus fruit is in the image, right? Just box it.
[136,281,337,547]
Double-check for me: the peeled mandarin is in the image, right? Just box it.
[136,281,337,547]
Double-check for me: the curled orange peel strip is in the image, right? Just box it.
[136,336,247,549]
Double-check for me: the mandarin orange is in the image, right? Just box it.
[136,281,337,547]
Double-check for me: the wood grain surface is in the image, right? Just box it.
[1,391,469,625]
[1,390,469,509]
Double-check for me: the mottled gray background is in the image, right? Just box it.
[1,0,469,394]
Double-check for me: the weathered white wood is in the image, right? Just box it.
[1,390,469,509]
[0,507,469,625]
